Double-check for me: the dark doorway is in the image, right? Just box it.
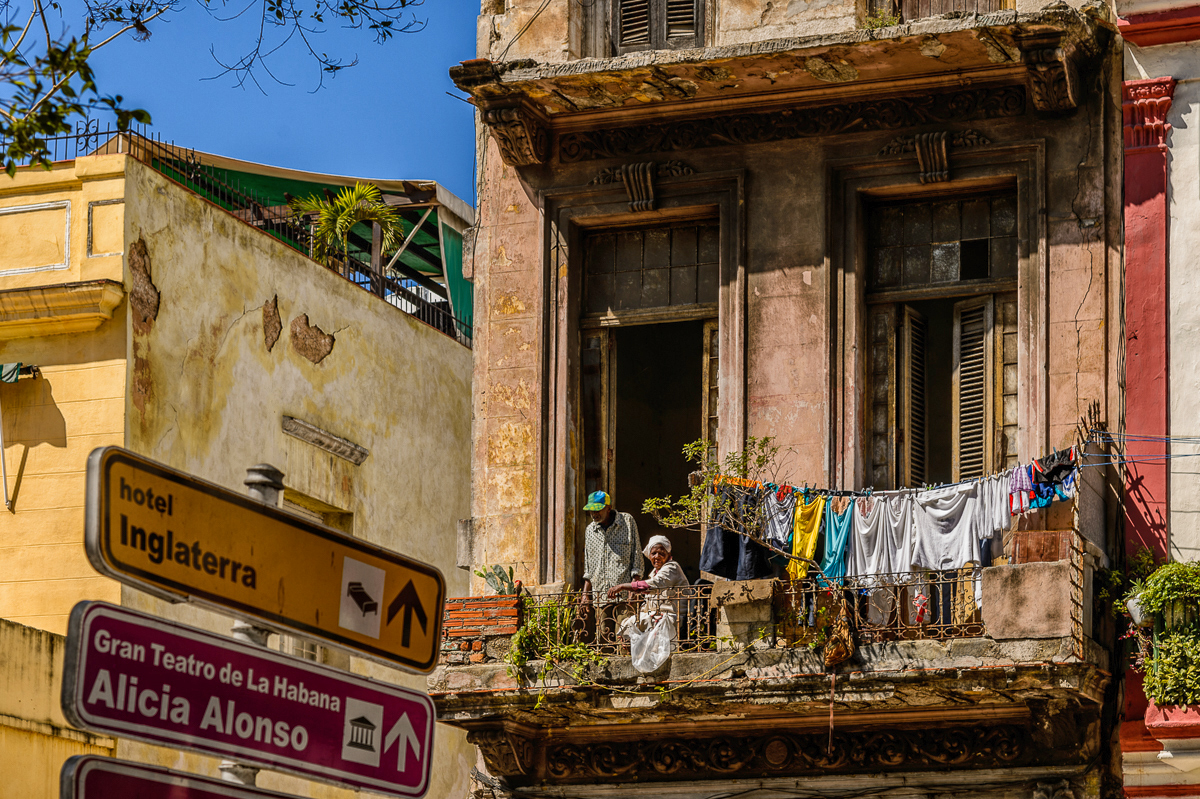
[614,320,704,582]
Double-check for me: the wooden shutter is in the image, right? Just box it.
[582,330,616,498]
[701,318,719,455]
[666,0,697,40]
[868,304,898,490]
[952,296,994,480]
[996,292,1018,468]
[901,306,927,488]
[617,0,651,48]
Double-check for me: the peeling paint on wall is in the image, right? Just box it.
[804,57,858,82]
[128,237,159,334]
[263,295,282,352]
[290,313,335,363]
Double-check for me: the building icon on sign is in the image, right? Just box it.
[347,716,377,751]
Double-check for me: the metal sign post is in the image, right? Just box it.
[84,446,445,673]
[62,602,436,798]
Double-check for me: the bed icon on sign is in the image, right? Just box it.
[347,582,379,616]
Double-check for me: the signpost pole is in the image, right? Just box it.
[220,463,285,786]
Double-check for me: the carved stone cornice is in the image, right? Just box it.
[467,723,1057,785]
[1122,77,1176,151]
[1015,30,1080,114]
[557,85,1024,164]
[0,279,124,340]
[482,105,548,167]
[588,160,694,211]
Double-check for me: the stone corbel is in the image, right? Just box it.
[878,130,991,183]
[482,104,548,167]
[1016,30,1079,114]
[589,160,695,211]
[1033,780,1076,799]
[1123,78,1175,151]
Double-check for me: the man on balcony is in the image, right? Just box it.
[580,491,643,645]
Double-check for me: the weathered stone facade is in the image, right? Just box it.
[443,0,1124,796]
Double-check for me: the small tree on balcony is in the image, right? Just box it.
[289,181,402,263]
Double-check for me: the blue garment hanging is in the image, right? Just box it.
[818,498,854,585]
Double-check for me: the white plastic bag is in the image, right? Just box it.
[629,613,674,673]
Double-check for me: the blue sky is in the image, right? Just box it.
[86,0,480,202]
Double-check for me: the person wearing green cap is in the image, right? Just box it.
[579,490,642,642]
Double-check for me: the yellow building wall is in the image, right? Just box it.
[110,157,475,798]
[0,618,115,799]
[0,157,128,635]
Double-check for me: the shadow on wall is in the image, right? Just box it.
[1,375,67,511]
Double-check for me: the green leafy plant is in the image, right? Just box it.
[861,10,900,28]
[505,595,608,707]
[473,564,518,596]
[1097,546,1158,617]
[289,182,402,263]
[642,436,783,540]
[1139,561,1200,617]
[1143,625,1200,706]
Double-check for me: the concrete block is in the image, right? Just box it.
[982,562,1074,640]
[711,578,775,605]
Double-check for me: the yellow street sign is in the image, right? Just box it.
[85,447,445,674]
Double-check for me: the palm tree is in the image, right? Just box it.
[289,182,401,264]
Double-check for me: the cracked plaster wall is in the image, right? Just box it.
[470,78,1121,590]
[111,157,476,799]
[1126,42,1200,563]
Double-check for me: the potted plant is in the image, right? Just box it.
[1134,561,1200,709]
[1126,577,1151,627]
[1140,561,1200,630]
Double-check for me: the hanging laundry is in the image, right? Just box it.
[736,488,773,580]
[1033,447,1078,486]
[847,493,886,579]
[787,493,825,581]
[1009,463,1034,515]
[762,485,795,551]
[0,363,21,384]
[912,482,983,572]
[699,485,740,580]
[818,498,854,584]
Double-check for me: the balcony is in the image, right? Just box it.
[432,530,1110,790]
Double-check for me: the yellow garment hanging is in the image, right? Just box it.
[788,494,825,580]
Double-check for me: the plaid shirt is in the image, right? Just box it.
[582,511,642,598]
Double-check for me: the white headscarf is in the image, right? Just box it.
[643,535,672,559]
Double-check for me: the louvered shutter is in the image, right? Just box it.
[868,304,898,490]
[901,306,928,488]
[666,0,697,40]
[617,0,651,48]
[952,296,994,481]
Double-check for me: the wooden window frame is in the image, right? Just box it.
[539,170,746,587]
[829,142,1047,491]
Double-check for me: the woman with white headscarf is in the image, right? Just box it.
[608,535,689,638]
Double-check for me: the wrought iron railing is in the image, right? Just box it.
[2,123,471,346]
[774,570,985,646]
[514,585,719,658]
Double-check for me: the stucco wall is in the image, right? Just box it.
[0,158,128,634]
[113,156,475,797]
[468,66,1121,588]
[0,619,116,798]
[1126,43,1200,562]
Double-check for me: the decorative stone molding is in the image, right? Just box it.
[281,416,369,464]
[482,106,548,167]
[1016,31,1079,114]
[588,160,695,211]
[878,129,991,183]
[470,723,1036,784]
[0,279,124,340]
[1123,78,1176,151]
[558,85,1025,163]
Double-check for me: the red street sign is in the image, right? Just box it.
[61,602,435,798]
[62,755,304,799]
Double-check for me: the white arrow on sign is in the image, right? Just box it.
[384,712,421,770]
